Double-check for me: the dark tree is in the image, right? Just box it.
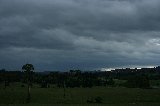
[22,64,34,103]
[1,69,8,89]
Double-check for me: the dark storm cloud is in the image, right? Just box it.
[1,0,160,71]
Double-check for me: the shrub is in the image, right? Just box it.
[86,96,103,103]
[95,96,103,103]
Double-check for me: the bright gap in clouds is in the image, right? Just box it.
[101,65,155,71]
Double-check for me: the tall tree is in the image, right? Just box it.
[1,69,7,89]
[22,64,34,103]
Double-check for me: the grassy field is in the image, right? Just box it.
[0,83,160,106]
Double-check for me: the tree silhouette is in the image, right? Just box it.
[1,69,7,89]
[22,64,34,103]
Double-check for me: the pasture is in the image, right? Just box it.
[0,83,160,106]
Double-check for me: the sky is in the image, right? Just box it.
[1,0,160,71]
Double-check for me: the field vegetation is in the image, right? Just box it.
[0,82,160,106]
[1,65,160,106]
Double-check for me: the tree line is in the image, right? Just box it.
[1,64,160,102]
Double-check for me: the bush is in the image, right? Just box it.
[86,98,94,103]
[95,96,103,103]
[86,96,103,103]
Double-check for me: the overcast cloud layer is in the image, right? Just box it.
[1,0,160,71]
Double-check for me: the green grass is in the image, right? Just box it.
[0,83,160,106]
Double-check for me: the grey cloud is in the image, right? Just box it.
[1,0,160,71]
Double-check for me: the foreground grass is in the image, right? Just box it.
[0,103,160,106]
[0,83,160,105]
